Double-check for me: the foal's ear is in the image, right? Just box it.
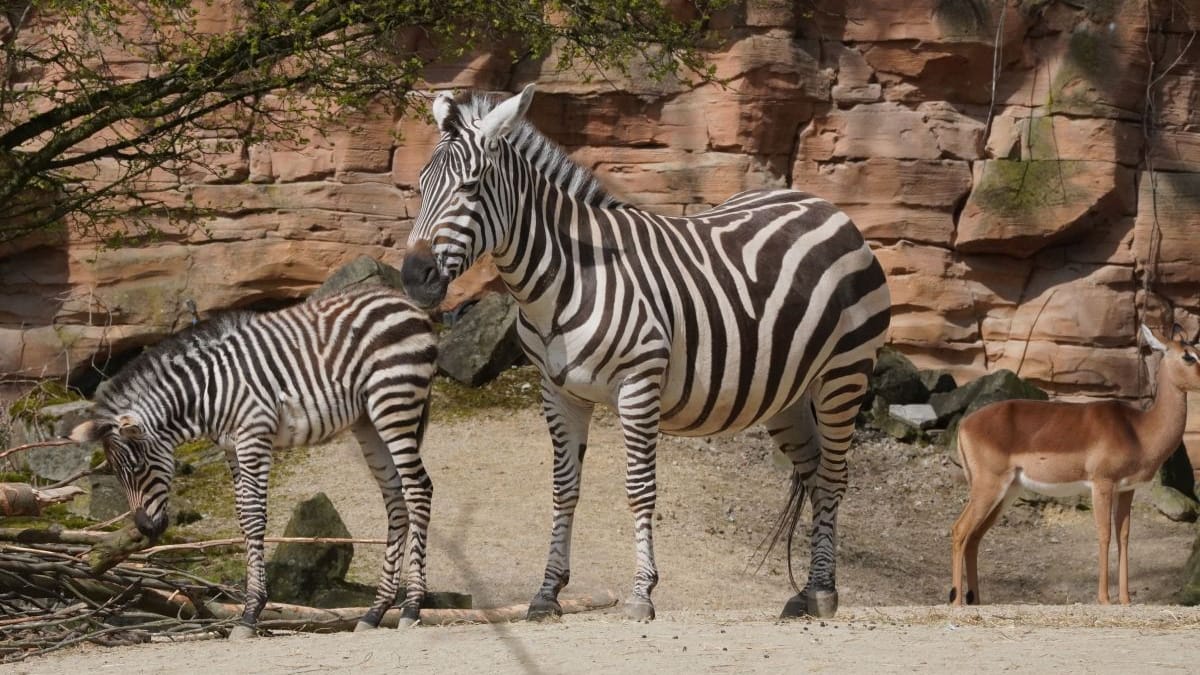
[479,84,535,146]
[69,420,104,443]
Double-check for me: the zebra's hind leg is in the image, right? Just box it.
[764,397,822,619]
[350,418,411,631]
[528,385,594,621]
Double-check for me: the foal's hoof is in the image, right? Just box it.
[624,598,655,622]
[779,589,839,619]
[354,621,376,632]
[527,595,563,621]
[228,624,256,640]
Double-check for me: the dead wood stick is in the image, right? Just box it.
[242,590,620,630]
[0,439,74,461]
[0,527,386,551]
[141,536,389,555]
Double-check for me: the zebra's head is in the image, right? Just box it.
[401,84,537,309]
[71,413,174,540]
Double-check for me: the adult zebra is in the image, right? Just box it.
[402,85,891,621]
[69,287,438,637]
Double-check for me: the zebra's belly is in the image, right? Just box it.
[272,389,360,448]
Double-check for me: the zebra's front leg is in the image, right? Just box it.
[228,439,273,640]
[618,377,662,621]
[527,386,593,620]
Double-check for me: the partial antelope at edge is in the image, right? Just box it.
[949,323,1200,606]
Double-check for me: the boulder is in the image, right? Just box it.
[1149,484,1199,524]
[889,404,938,429]
[265,492,354,605]
[437,292,525,387]
[14,401,96,483]
[311,255,405,300]
[1180,531,1200,605]
[868,346,931,407]
[929,369,1048,424]
[918,370,957,396]
[88,473,127,522]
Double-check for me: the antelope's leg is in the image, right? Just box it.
[1092,481,1116,604]
[1114,489,1135,605]
[951,472,1015,606]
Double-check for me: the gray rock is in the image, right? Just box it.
[311,256,405,300]
[15,400,97,482]
[918,370,957,396]
[888,404,939,430]
[929,369,1047,423]
[1150,484,1199,523]
[88,473,128,521]
[266,492,354,605]
[869,346,930,406]
[871,398,925,443]
[437,292,525,387]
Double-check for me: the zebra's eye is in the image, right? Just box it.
[458,179,479,193]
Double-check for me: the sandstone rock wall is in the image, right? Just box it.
[2,0,1198,410]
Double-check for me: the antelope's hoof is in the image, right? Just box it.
[228,624,256,640]
[624,598,655,622]
[354,620,376,632]
[527,595,563,621]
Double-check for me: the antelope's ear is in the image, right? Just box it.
[432,92,457,133]
[478,84,535,146]
[1172,323,1188,343]
[1142,324,1168,352]
[69,420,104,443]
[116,414,144,440]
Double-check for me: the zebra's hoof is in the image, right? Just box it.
[807,589,838,618]
[228,624,256,640]
[397,617,420,628]
[527,596,562,621]
[354,621,376,632]
[623,599,655,622]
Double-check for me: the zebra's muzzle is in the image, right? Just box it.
[134,506,168,540]
[400,241,450,311]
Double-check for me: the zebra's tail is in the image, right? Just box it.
[750,469,807,593]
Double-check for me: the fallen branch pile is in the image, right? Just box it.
[0,526,618,663]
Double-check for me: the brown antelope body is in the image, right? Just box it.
[950,324,1200,606]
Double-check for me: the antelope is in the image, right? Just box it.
[950,324,1200,606]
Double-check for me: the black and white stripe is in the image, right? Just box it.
[71,287,438,635]
[404,85,891,620]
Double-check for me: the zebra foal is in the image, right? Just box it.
[69,286,438,637]
[402,85,891,621]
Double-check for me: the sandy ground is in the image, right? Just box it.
[16,402,1200,672]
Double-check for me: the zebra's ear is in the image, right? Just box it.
[478,84,535,147]
[432,92,457,134]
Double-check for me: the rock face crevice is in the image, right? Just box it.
[2,1,1198,419]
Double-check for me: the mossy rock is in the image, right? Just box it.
[972,159,1087,217]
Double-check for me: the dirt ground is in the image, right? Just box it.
[17,398,1200,673]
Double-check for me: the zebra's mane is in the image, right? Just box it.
[96,310,256,411]
[449,92,625,208]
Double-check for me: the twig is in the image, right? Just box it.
[142,535,389,556]
[0,438,74,461]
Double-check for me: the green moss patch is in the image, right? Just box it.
[7,380,84,423]
[972,159,1085,216]
[431,366,543,422]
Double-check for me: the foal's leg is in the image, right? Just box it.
[227,436,274,640]
[351,419,411,630]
